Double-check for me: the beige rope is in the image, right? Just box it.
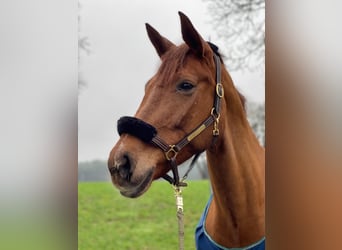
[175,187,184,250]
[177,208,184,250]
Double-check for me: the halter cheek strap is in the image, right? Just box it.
[116,49,223,187]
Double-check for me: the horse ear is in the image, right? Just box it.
[145,23,175,58]
[179,11,207,57]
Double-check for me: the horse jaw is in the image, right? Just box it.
[115,167,154,198]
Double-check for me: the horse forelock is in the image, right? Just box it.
[157,44,189,83]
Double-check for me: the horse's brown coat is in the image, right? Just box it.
[108,12,264,248]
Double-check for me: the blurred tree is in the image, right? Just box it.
[196,154,210,179]
[247,101,265,146]
[78,1,91,91]
[204,0,265,72]
[78,160,110,182]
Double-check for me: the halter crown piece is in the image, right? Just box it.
[117,42,223,187]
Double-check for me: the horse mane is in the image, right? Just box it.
[237,91,246,112]
[158,44,246,112]
[217,53,247,112]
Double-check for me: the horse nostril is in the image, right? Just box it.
[114,154,132,181]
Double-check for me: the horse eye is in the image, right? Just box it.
[176,81,195,92]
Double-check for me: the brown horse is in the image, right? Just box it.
[108,12,265,249]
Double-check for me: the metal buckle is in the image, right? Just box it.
[216,83,224,98]
[174,186,183,211]
[211,108,220,136]
[213,121,219,136]
[211,107,220,120]
[165,145,178,160]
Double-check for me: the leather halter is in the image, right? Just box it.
[117,46,223,187]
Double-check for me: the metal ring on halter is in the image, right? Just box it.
[216,83,224,98]
[211,107,220,120]
[211,108,220,136]
[165,145,178,160]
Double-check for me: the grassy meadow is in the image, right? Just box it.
[78,180,211,250]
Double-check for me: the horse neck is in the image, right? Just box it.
[204,71,265,247]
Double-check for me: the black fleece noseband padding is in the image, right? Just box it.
[117,116,157,143]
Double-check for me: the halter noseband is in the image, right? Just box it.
[117,44,223,187]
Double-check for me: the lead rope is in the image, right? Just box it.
[174,186,184,250]
[173,153,202,250]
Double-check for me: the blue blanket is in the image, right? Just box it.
[195,195,265,250]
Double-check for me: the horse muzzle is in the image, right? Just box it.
[108,143,157,198]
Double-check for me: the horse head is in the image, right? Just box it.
[108,12,232,198]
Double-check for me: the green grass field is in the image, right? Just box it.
[78,180,211,250]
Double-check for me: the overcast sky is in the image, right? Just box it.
[78,0,265,162]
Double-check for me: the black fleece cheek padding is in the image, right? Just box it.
[117,116,157,143]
